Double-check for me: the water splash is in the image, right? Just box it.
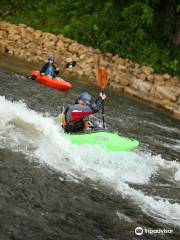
[0,96,180,227]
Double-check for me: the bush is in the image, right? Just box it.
[0,0,179,75]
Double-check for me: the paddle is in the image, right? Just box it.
[96,68,108,129]
[61,60,76,73]
[64,61,76,69]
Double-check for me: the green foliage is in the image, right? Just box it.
[0,0,179,75]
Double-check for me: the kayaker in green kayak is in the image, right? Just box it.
[61,91,106,133]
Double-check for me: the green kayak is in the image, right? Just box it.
[66,130,139,152]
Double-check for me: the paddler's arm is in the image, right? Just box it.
[40,63,48,74]
[54,63,60,75]
[89,92,107,113]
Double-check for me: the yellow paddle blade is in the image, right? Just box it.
[96,68,108,90]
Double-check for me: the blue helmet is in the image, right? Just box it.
[79,92,92,103]
[48,56,55,62]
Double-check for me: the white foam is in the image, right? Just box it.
[116,211,133,223]
[163,142,180,152]
[175,170,180,181]
[0,96,180,227]
[116,181,180,226]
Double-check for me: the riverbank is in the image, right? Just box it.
[0,21,180,119]
[1,66,180,240]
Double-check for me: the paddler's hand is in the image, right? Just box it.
[100,92,106,100]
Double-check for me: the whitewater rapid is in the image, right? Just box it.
[0,96,180,228]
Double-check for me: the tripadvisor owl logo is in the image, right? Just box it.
[135,227,144,235]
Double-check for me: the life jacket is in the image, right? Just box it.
[60,107,69,127]
[60,112,67,127]
[45,65,54,76]
[60,108,89,131]
[83,119,89,130]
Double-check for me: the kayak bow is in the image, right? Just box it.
[66,130,139,152]
[31,71,72,91]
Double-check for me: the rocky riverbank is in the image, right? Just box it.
[0,21,180,119]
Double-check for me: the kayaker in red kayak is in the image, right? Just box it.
[61,91,106,133]
[40,56,61,79]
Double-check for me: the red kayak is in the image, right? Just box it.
[30,71,72,91]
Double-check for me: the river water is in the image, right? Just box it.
[0,55,180,240]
